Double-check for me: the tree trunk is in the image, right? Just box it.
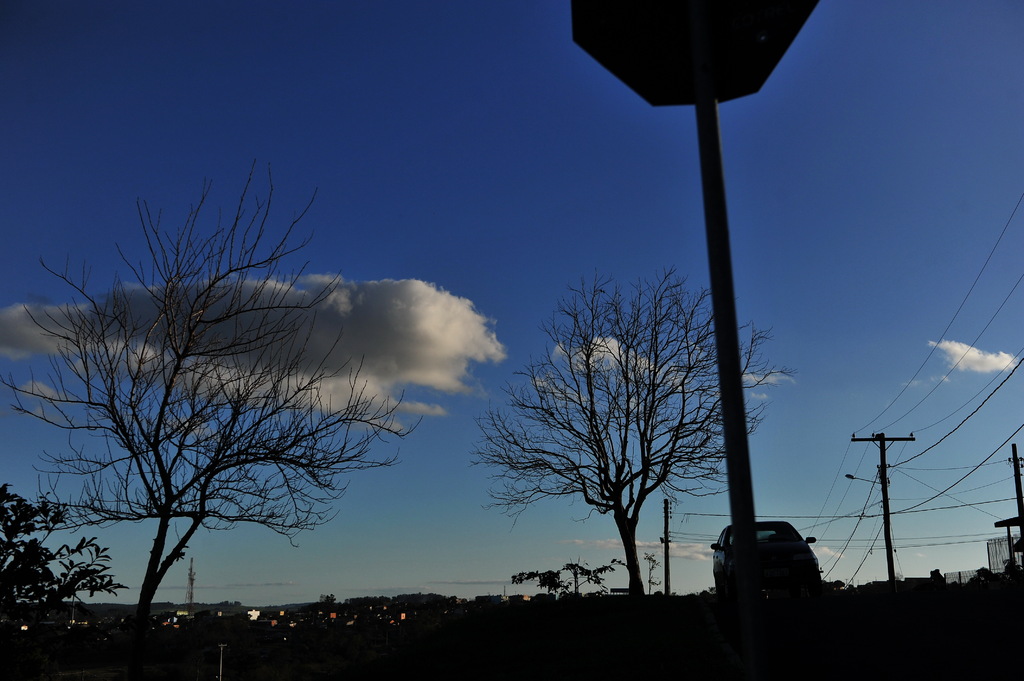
[129,575,159,680]
[129,516,195,681]
[614,511,645,596]
[129,525,169,681]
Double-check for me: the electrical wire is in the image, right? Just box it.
[821,481,879,579]
[898,461,1004,472]
[894,423,1024,515]
[843,523,884,585]
[892,468,1001,519]
[911,345,1024,435]
[801,440,875,549]
[878,330,1022,435]
[816,531,994,544]
[893,356,1023,468]
[857,187,1024,433]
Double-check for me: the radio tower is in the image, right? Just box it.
[186,558,196,618]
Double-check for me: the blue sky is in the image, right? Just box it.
[2,1,1022,604]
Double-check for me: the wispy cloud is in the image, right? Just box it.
[558,538,712,561]
[155,581,299,591]
[814,545,842,560]
[429,579,509,587]
[928,340,1017,373]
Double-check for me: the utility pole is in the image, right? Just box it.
[663,497,671,593]
[1011,444,1023,567]
[1012,444,1023,529]
[851,432,915,593]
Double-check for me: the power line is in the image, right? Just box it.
[843,524,884,585]
[811,439,860,552]
[821,483,878,580]
[894,356,1022,468]
[892,468,1001,519]
[899,461,1004,472]
[893,425,1024,514]
[817,531,994,544]
[879,336,1021,436]
[911,346,1024,435]
[858,187,1024,433]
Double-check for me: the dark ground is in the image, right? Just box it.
[346,595,745,680]
[710,588,1024,680]
[21,590,1020,679]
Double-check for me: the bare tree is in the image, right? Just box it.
[3,169,408,679]
[474,271,788,596]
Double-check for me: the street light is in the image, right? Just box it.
[218,643,226,681]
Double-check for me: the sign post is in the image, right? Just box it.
[571,3,818,679]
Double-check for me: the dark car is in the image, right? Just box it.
[711,521,822,599]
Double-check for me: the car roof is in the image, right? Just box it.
[724,520,798,530]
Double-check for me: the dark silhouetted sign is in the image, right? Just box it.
[572,0,818,105]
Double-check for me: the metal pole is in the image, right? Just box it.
[688,1,764,678]
[218,643,226,681]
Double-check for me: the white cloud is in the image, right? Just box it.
[0,276,506,416]
[557,538,712,561]
[308,278,506,413]
[928,340,1017,373]
[667,542,713,561]
[0,303,62,359]
[558,538,622,551]
[814,545,842,560]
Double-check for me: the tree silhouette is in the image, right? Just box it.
[2,169,408,679]
[476,271,788,595]
[0,483,123,622]
[512,560,620,596]
[644,552,661,593]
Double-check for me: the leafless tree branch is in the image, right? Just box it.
[2,166,408,679]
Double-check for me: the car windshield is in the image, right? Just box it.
[754,522,800,542]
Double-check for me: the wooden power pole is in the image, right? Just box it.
[851,433,915,593]
[662,498,671,595]
[993,444,1023,571]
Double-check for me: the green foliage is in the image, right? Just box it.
[0,484,124,623]
[512,560,622,596]
[644,552,661,592]
[512,569,566,594]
